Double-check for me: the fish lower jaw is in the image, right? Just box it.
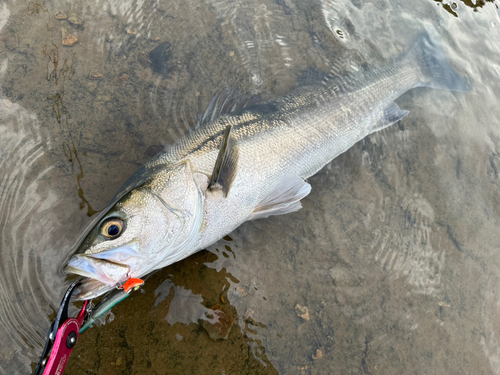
[64,254,130,286]
[74,278,115,301]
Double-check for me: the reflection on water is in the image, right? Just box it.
[434,0,496,18]
[1,0,500,374]
[65,250,277,374]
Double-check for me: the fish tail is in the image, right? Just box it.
[405,31,471,92]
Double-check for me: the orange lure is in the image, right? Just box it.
[121,278,145,293]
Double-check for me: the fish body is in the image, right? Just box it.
[65,32,470,300]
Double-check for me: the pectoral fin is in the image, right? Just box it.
[208,125,239,197]
[250,176,311,220]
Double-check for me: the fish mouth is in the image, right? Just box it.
[65,243,144,300]
[64,254,130,300]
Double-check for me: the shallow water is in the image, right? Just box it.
[0,0,499,374]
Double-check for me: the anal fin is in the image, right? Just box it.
[208,125,239,197]
[371,102,409,133]
[250,176,311,221]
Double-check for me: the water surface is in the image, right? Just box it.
[0,0,499,374]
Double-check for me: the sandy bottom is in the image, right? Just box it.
[0,0,499,374]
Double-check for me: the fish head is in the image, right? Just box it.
[65,161,208,300]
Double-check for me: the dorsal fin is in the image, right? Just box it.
[197,88,246,128]
[208,125,239,197]
[196,87,264,128]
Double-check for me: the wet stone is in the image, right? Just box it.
[138,51,152,68]
[236,287,248,296]
[54,11,67,20]
[244,308,255,319]
[61,28,77,47]
[88,72,103,80]
[312,349,323,360]
[149,42,172,77]
[329,266,363,287]
[200,305,234,340]
[295,304,310,321]
[68,13,84,26]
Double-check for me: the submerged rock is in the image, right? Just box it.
[68,13,84,26]
[149,42,172,77]
[61,28,77,46]
[88,72,103,80]
[200,305,234,340]
[295,304,310,321]
[138,51,152,68]
[54,11,67,20]
[312,349,323,360]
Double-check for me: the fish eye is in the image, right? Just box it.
[101,218,124,239]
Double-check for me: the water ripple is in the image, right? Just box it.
[0,98,59,370]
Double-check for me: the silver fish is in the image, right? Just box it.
[65,32,470,300]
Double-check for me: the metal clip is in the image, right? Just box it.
[34,281,89,375]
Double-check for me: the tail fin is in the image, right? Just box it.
[406,32,471,92]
